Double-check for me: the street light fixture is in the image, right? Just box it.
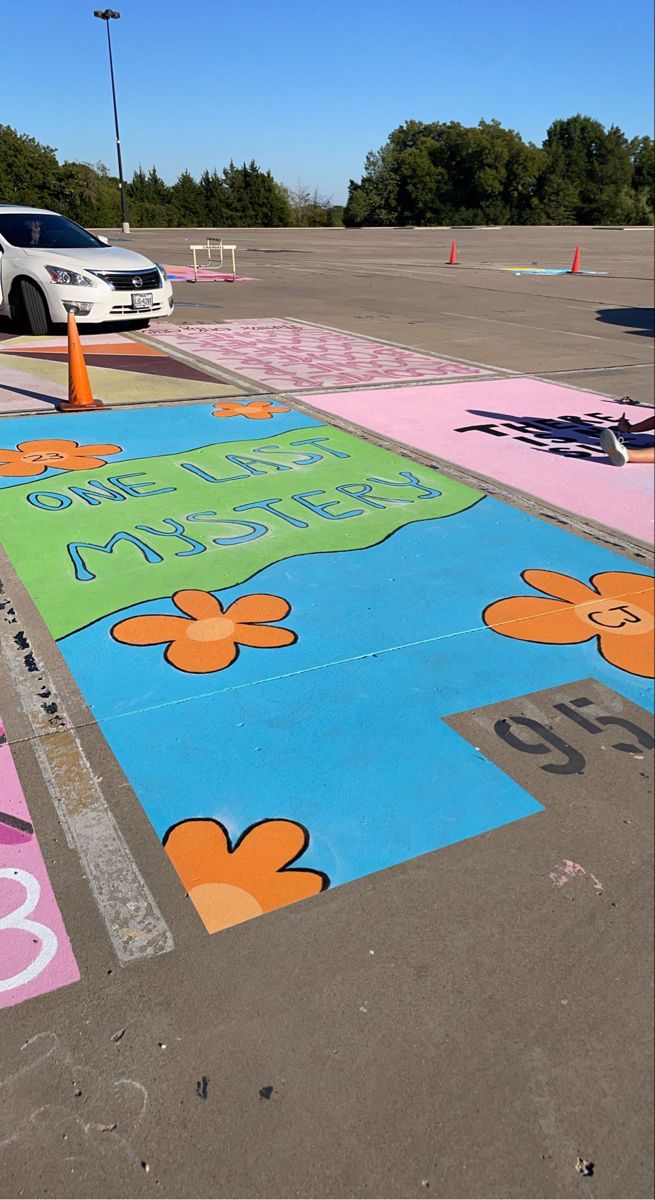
[93,8,130,233]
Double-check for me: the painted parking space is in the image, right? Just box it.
[0,331,248,414]
[0,718,79,1008]
[0,400,652,940]
[165,265,253,282]
[147,319,491,391]
[301,377,655,545]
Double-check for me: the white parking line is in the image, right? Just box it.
[0,573,174,965]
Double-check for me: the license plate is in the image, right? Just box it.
[132,292,152,310]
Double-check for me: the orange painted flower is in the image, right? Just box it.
[0,439,121,478]
[483,569,654,678]
[163,817,329,932]
[111,589,297,673]
[212,399,290,419]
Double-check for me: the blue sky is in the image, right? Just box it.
[2,0,653,203]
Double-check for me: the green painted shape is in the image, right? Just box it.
[0,425,484,639]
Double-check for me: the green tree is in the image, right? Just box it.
[170,169,204,226]
[346,120,542,226]
[325,204,344,226]
[344,145,398,226]
[56,160,120,226]
[221,161,253,225]
[5,113,650,232]
[220,160,291,226]
[127,165,174,226]
[536,173,579,224]
[242,161,289,225]
[128,166,149,204]
[539,115,635,224]
[346,114,650,227]
[629,136,654,224]
[0,125,60,208]
[199,168,227,226]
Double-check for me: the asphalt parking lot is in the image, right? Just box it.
[1,224,653,1200]
[107,223,655,402]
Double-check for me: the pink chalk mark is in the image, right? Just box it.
[548,859,604,893]
[166,266,252,283]
[0,718,79,1009]
[300,378,654,545]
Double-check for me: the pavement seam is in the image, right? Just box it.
[435,308,642,344]
[0,577,174,964]
[32,584,650,732]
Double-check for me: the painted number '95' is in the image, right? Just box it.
[494,696,654,775]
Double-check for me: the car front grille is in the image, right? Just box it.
[109,300,164,315]
[93,268,162,291]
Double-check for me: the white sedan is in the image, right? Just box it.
[0,205,174,334]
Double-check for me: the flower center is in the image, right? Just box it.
[186,615,236,642]
[21,452,66,463]
[580,601,654,637]
[190,883,263,933]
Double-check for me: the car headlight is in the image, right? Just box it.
[45,265,95,286]
[156,263,169,284]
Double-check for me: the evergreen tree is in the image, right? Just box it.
[127,165,174,226]
[199,168,227,226]
[128,166,150,206]
[170,169,204,226]
[630,136,655,224]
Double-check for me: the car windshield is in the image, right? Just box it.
[0,213,106,249]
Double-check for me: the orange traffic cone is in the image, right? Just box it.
[60,311,104,412]
[570,245,581,274]
[448,240,458,265]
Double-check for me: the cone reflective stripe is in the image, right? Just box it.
[60,311,104,411]
[448,240,458,265]
[570,245,581,274]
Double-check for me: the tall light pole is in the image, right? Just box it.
[94,9,130,233]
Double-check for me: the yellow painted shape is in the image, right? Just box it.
[0,340,163,357]
[0,354,243,403]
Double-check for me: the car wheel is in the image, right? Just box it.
[18,279,51,335]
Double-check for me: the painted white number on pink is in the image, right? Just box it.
[0,868,58,992]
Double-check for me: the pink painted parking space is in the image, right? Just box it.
[0,718,79,1008]
[147,318,491,391]
[165,265,253,282]
[301,377,655,545]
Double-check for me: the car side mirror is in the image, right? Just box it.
[97,235,110,245]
